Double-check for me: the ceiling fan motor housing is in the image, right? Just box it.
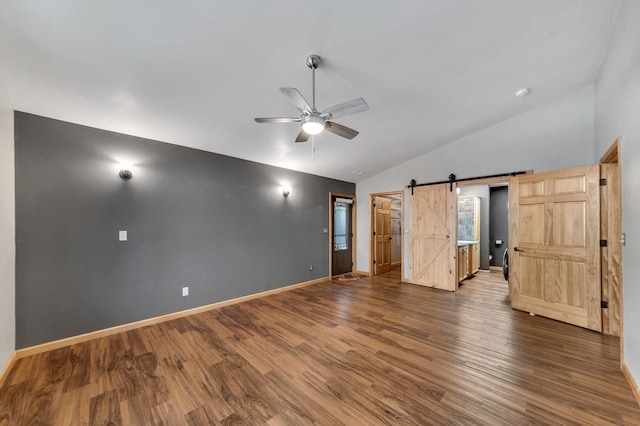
[306,54,320,69]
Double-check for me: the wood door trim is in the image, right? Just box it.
[600,137,620,164]
[329,192,356,277]
[369,191,404,280]
[599,139,624,361]
[600,163,622,336]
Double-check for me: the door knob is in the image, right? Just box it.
[514,247,524,252]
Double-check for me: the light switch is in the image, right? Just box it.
[119,230,128,241]
[495,239,503,245]
[322,227,328,234]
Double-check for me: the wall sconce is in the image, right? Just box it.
[281,186,291,197]
[119,168,132,179]
[119,163,133,179]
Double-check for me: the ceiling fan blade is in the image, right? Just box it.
[280,88,312,112]
[320,98,368,120]
[254,117,301,123]
[295,129,310,143]
[325,121,359,140]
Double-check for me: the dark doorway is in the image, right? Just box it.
[489,185,509,267]
[332,196,353,276]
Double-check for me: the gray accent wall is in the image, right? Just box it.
[15,112,354,348]
[489,186,509,267]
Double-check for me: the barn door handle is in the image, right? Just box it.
[514,247,524,252]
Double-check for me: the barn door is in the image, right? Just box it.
[373,196,392,275]
[509,165,601,331]
[409,184,457,291]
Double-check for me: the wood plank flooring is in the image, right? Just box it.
[2,269,640,425]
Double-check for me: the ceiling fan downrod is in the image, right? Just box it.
[306,54,320,111]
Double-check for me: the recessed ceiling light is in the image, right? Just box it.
[352,170,364,175]
[515,88,530,98]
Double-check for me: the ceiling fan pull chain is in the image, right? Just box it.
[311,137,316,160]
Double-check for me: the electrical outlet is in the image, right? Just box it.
[309,265,313,271]
[182,287,189,297]
[119,230,127,241]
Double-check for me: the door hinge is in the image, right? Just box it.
[373,260,376,264]
[600,178,607,186]
[601,301,609,309]
[373,231,376,236]
[600,239,608,247]
[373,203,376,207]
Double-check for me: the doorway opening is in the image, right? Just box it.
[456,179,510,288]
[329,193,356,277]
[370,191,404,279]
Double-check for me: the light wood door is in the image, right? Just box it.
[409,184,457,291]
[373,196,392,275]
[509,165,601,331]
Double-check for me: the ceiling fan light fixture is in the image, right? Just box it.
[302,116,325,135]
[255,54,367,143]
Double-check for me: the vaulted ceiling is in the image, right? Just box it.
[0,1,621,182]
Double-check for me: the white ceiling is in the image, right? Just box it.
[0,1,620,182]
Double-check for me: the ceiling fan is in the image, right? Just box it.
[255,55,369,143]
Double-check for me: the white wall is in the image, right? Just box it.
[0,84,15,371]
[356,85,596,275]
[595,0,640,384]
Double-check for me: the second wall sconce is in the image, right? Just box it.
[119,168,132,179]
[282,186,291,197]
[119,162,133,179]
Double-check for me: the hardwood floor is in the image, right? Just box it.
[2,269,639,425]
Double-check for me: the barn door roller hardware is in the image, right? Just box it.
[409,179,417,195]
[448,174,456,192]
[407,170,528,195]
